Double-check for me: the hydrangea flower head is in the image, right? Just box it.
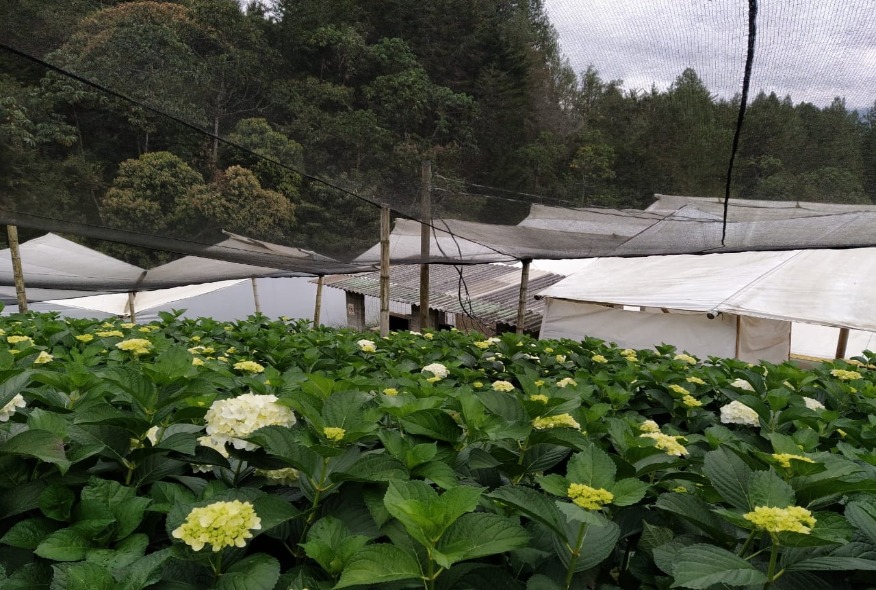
[743,505,815,534]
[200,393,296,455]
[492,380,515,392]
[422,363,449,379]
[383,388,399,396]
[730,378,754,391]
[172,500,261,551]
[323,426,346,442]
[639,419,660,433]
[621,349,638,362]
[555,354,567,363]
[0,394,26,422]
[96,330,124,338]
[686,376,706,385]
[532,414,581,430]
[668,384,689,396]
[6,335,32,345]
[556,377,577,388]
[529,394,549,403]
[75,334,94,343]
[233,360,265,373]
[681,395,702,408]
[673,353,697,365]
[255,467,300,486]
[640,432,688,456]
[115,339,152,355]
[474,341,491,349]
[831,369,862,381]
[720,401,760,426]
[357,339,376,353]
[772,453,816,469]
[591,354,608,364]
[567,483,613,510]
[802,397,825,411]
[34,351,53,365]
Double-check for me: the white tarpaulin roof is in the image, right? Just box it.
[537,248,876,332]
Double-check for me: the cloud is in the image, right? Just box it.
[546,0,876,108]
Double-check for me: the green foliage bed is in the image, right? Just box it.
[0,312,874,590]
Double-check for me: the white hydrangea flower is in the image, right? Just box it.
[0,394,26,421]
[802,397,825,411]
[720,400,760,426]
[199,393,296,455]
[730,378,755,391]
[421,363,449,379]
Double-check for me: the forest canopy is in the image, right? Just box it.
[1,0,874,264]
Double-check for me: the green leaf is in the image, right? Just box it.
[34,528,93,561]
[671,544,768,589]
[702,449,754,510]
[251,495,300,533]
[488,485,567,537]
[216,554,281,590]
[609,478,649,507]
[552,519,620,571]
[300,517,369,575]
[845,498,876,545]
[407,443,438,469]
[53,562,114,590]
[655,493,733,542]
[78,478,151,541]
[639,522,674,556]
[785,556,876,572]
[245,426,321,475]
[0,370,33,409]
[117,548,172,590]
[434,512,529,568]
[521,444,571,474]
[478,390,526,422]
[322,390,371,428]
[0,517,61,549]
[0,429,70,474]
[333,544,422,589]
[40,484,76,521]
[412,460,459,490]
[400,410,461,442]
[537,473,571,498]
[565,442,616,488]
[748,469,795,508]
[332,454,409,483]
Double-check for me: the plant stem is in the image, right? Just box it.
[737,530,756,557]
[563,523,587,590]
[765,537,780,587]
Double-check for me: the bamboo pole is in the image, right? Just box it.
[126,292,136,322]
[379,204,391,337]
[251,278,261,314]
[419,160,431,330]
[516,259,531,334]
[835,327,850,359]
[6,225,27,312]
[313,275,324,327]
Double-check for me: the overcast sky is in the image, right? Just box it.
[545,0,876,109]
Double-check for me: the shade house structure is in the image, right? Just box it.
[536,248,876,363]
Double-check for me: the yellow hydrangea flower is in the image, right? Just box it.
[772,453,816,469]
[831,369,862,381]
[686,376,706,385]
[0,394,26,421]
[556,377,577,388]
[171,500,261,552]
[529,394,549,403]
[674,353,697,365]
[743,505,815,534]
[474,341,491,349]
[472,381,484,389]
[115,339,153,355]
[254,467,299,486]
[591,354,608,364]
[640,432,688,456]
[233,360,265,373]
[534,379,545,387]
[323,426,346,442]
[6,335,32,345]
[423,332,433,340]
[192,357,205,367]
[567,483,613,510]
[668,384,689,396]
[639,420,660,433]
[96,330,124,338]
[357,339,376,353]
[555,354,567,363]
[120,323,136,329]
[383,388,399,396]
[681,395,702,408]
[492,380,515,392]
[532,414,581,430]
[75,334,94,343]
[34,351,53,365]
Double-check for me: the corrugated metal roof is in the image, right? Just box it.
[320,264,564,331]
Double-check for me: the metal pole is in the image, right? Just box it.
[835,327,850,359]
[380,204,391,337]
[6,225,27,312]
[313,275,324,327]
[516,259,531,334]
[419,160,432,330]
[251,278,261,314]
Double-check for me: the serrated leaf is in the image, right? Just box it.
[0,517,61,549]
[488,485,566,537]
[434,512,529,568]
[702,449,754,510]
[478,390,526,422]
[565,443,616,489]
[333,544,422,589]
[748,469,795,508]
[671,544,768,589]
[400,410,461,442]
[216,554,281,590]
[785,556,876,572]
[332,454,409,483]
[845,498,876,545]
[0,429,70,474]
[117,548,172,590]
[655,493,733,542]
[54,561,114,590]
[301,517,370,575]
[639,522,674,556]
[552,519,620,572]
[322,390,371,429]
[522,444,571,474]
[40,484,75,521]
[610,478,649,506]
[78,478,151,541]
[35,528,93,561]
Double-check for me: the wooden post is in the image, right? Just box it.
[516,259,531,334]
[6,225,27,312]
[251,278,261,314]
[419,160,432,330]
[835,327,850,359]
[313,275,324,326]
[379,204,391,337]
[126,292,136,322]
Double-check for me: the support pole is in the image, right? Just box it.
[126,292,136,322]
[516,259,531,335]
[251,278,261,314]
[313,275,324,327]
[835,327,850,359]
[419,160,432,331]
[379,204,391,337]
[6,225,27,312]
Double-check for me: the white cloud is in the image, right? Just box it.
[546,0,876,108]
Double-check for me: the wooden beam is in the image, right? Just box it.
[313,275,324,327]
[419,160,432,330]
[835,327,850,359]
[251,278,261,314]
[6,225,27,312]
[516,259,531,334]
[380,204,391,337]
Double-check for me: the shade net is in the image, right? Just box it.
[0,0,874,281]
